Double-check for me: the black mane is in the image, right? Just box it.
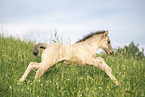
[76,30,106,43]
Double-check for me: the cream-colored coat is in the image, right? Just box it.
[19,30,119,85]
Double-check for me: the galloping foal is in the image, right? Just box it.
[19,30,119,85]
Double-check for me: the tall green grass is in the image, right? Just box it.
[0,34,144,97]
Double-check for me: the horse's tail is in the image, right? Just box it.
[33,43,47,56]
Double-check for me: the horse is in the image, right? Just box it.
[19,30,119,85]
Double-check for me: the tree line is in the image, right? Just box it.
[115,42,144,59]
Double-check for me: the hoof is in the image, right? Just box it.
[115,81,120,86]
[19,78,25,82]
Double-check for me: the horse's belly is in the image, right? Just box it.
[63,60,86,66]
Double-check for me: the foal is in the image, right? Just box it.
[19,30,119,85]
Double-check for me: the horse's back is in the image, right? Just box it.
[41,43,93,65]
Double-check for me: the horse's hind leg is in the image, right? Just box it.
[34,63,56,81]
[34,67,48,80]
[19,62,41,82]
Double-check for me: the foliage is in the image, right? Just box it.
[50,30,64,43]
[115,42,144,59]
[0,34,145,97]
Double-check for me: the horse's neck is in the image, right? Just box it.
[80,39,101,51]
[84,37,101,51]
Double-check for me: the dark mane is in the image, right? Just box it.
[76,30,106,43]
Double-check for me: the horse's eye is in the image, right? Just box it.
[108,41,110,44]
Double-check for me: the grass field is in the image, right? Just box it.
[0,34,145,97]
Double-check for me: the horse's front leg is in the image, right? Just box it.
[19,62,41,82]
[88,57,119,85]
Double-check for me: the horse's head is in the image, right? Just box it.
[100,30,114,55]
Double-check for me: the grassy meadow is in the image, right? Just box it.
[0,34,145,97]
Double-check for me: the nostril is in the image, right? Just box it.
[110,51,114,55]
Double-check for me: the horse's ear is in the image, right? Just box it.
[104,30,109,37]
